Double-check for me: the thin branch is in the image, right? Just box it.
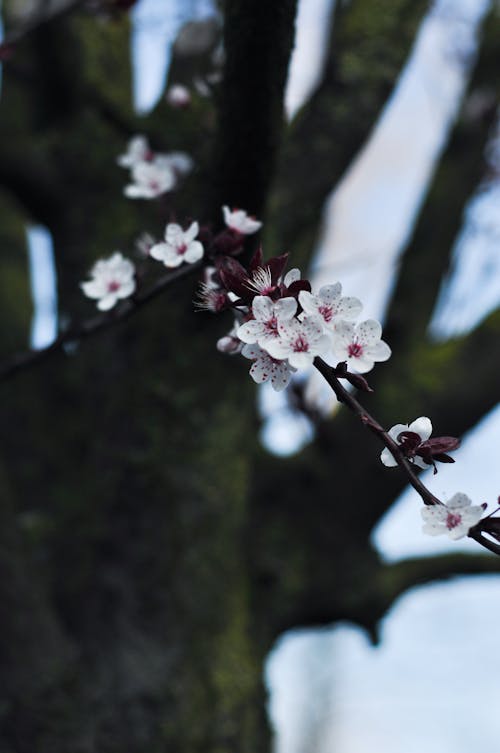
[313,356,500,557]
[0,260,202,381]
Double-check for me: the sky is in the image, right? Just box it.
[16,1,500,751]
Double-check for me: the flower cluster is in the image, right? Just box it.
[202,247,391,391]
[117,136,193,199]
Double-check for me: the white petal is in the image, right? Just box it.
[264,339,292,360]
[301,316,325,342]
[298,290,318,316]
[97,294,118,311]
[185,221,199,243]
[250,358,272,384]
[184,241,204,263]
[367,340,391,362]
[388,423,410,441]
[380,448,398,467]
[357,319,382,346]
[336,296,363,320]
[408,417,432,441]
[149,242,169,262]
[81,280,105,299]
[283,268,300,286]
[237,321,264,344]
[274,297,297,320]
[332,319,355,346]
[348,354,374,374]
[252,296,274,322]
[116,279,135,298]
[288,351,314,370]
[270,362,292,391]
[241,343,263,360]
[422,522,446,537]
[447,492,472,510]
[165,223,184,245]
[318,283,341,305]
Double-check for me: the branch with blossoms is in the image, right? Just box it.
[2,134,500,557]
[196,243,500,557]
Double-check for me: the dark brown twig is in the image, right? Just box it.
[0,260,202,381]
[313,356,500,557]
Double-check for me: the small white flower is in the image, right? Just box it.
[166,84,191,108]
[237,296,297,346]
[421,493,484,540]
[117,135,152,168]
[81,252,136,311]
[124,158,176,199]
[217,321,243,354]
[222,206,262,235]
[241,343,295,391]
[264,316,331,370]
[299,284,362,328]
[331,319,391,373]
[381,417,433,469]
[150,222,204,268]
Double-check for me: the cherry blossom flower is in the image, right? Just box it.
[241,343,295,391]
[237,295,297,346]
[264,316,331,370]
[81,252,135,311]
[222,206,262,235]
[149,222,204,268]
[166,84,192,108]
[421,493,484,540]
[117,135,152,168]
[381,417,460,472]
[217,321,244,354]
[381,417,433,470]
[299,284,362,329]
[124,158,176,199]
[331,319,391,373]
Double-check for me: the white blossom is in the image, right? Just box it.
[222,206,262,235]
[331,319,391,373]
[166,84,191,108]
[299,284,362,329]
[149,222,204,268]
[217,321,243,354]
[264,316,331,370]
[421,493,484,540]
[237,295,297,346]
[241,343,295,391]
[117,135,151,168]
[124,158,176,199]
[381,417,432,469]
[81,252,135,311]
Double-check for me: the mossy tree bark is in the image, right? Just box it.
[0,2,499,752]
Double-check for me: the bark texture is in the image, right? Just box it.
[0,2,499,752]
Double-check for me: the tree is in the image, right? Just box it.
[0,1,499,751]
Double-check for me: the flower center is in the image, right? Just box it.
[177,243,187,255]
[292,336,309,353]
[446,512,462,530]
[319,304,333,323]
[149,179,160,191]
[264,316,278,334]
[348,342,363,358]
[107,280,121,293]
